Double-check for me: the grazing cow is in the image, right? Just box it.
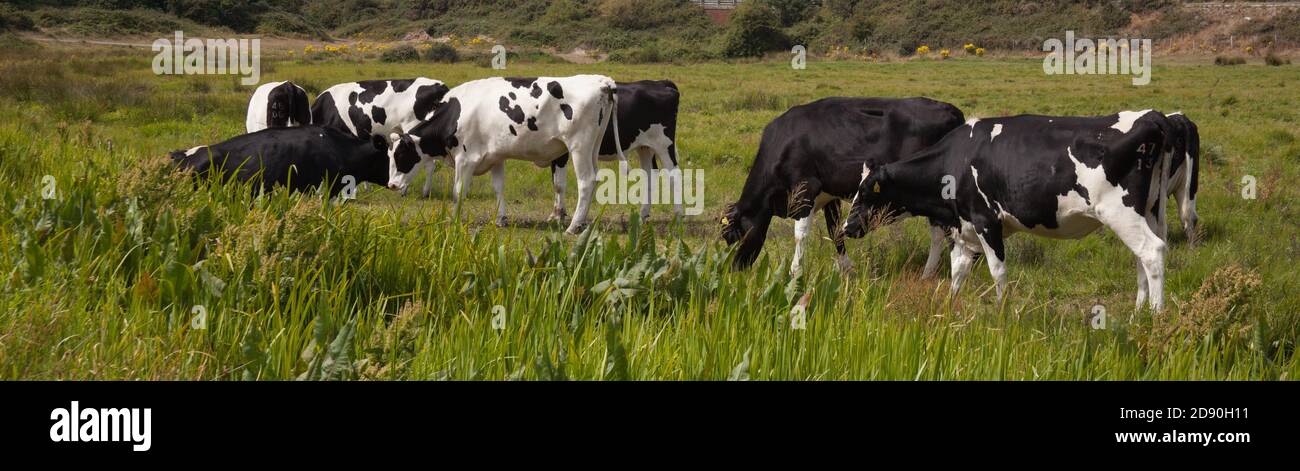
[842,110,1174,311]
[311,77,451,193]
[171,126,390,196]
[1167,112,1201,244]
[720,97,965,273]
[548,80,682,221]
[245,81,311,133]
[385,75,624,234]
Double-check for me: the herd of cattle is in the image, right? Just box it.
[169,74,1201,312]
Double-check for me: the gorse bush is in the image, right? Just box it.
[380,44,420,62]
[423,42,459,63]
[721,1,790,58]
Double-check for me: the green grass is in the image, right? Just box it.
[0,44,1297,380]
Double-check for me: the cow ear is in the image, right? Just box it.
[371,134,388,151]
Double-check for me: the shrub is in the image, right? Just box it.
[1264,52,1290,66]
[423,43,459,63]
[255,11,329,40]
[720,1,789,58]
[380,44,420,62]
[0,4,34,32]
[1214,55,1245,66]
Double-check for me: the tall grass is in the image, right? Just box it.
[0,45,1297,380]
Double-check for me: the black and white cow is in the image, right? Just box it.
[311,77,450,193]
[246,81,311,133]
[171,126,389,196]
[721,97,965,273]
[842,110,1175,311]
[385,75,624,234]
[1167,112,1201,244]
[548,80,682,221]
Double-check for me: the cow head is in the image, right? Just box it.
[720,203,745,245]
[842,164,896,239]
[386,132,428,192]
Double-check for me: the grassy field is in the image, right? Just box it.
[0,43,1297,380]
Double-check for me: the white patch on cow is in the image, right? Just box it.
[184,146,204,157]
[1168,111,1183,117]
[966,118,980,138]
[969,166,993,209]
[990,123,1003,141]
[1110,109,1152,134]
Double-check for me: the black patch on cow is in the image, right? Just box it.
[346,93,373,137]
[509,125,516,136]
[499,96,525,124]
[530,83,543,98]
[408,97,462,159]
[527,117,538,131]
[560,104,573,120]
[371,106,387,126]
[357,81,388,104]
[391,79,414,93]
[413,83,450,120]
[505,77,537,89]
[509,92,516,100]
[547,81,564,99]
[393,136,422,173]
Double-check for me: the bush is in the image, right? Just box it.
[0,4,35,32]
[381,44,420,62]
[423,43,459,63]
[255,11,328,40]
[1214,55,1246,66]
[721,1,790,58]
[1264,52,1290,66]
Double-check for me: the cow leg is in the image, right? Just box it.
[422,159,438,198]
[1172,162,1199,245]
[788,179,824,274]
[790,215,814,274]
[822,199,852,273]
[948,232,979,297]
[565,143,599,235]
[452,157,475,219]
[654,144,684,218]
[548,156,569,223]
[975,226,1008,302]
[1099,208,1166,312]
[636,147,655,221]
[492,163,507,227]
[922,225,947,279]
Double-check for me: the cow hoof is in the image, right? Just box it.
[565,223,587,235]
[547,210,568,224]
[495,216,508,228]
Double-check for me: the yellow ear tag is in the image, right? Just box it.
[721,217,729,225]
[872,182,881,193]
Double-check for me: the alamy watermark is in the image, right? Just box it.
[152,31,260,85]
[596,161,705,216]
[1043,31,1151,86]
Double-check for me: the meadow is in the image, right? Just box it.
[0,43,1297,380]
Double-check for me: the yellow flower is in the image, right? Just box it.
[916,45,930,55]
[975,47,985,56]
[963,43,975,53]
[304,45,315,53]
[940,49,950,58]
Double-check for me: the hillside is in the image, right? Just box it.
[2,1,1298,60]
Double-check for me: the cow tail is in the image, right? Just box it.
[1153,114,1174,242]
[607,83,627,164]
